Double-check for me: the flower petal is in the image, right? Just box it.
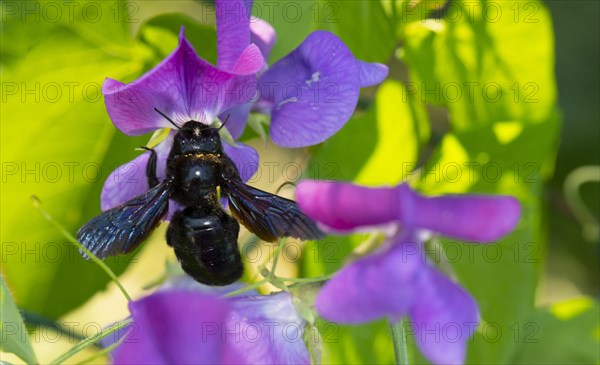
[409,266,479,365]
[356,60,389,87]
[222,141,259,182]
[216,0,252,71]
[219,102,253,140]
[103,77,174,135]
[258,31,361,147]
[315,237,423,323]
[316,231,480,364]
[103,30,256,135]
[396,184,521,242]
[101,132,174,211]
[296,181,521,241]
[230,44,265,75]
[112,291,241,364]
[250,16,277,63]
[228,292,310,364]
[296,180,399,231]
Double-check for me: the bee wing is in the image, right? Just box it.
[77,182,172,259]
[222,178,325,242]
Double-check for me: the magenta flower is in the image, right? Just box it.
[295,181,521,365]
[100,0,388,214]
[101,26,263,214]
[112,287,310,364]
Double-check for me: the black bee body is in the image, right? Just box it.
[167,206,242,286]
[164,121,243,285]
[77,119,324,286]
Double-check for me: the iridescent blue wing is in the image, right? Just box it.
[222,178,325,243]
[77,182,171,259]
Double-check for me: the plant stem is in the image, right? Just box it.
[32,196,132,302]
[75,341,121,365]
[278,274,333,283]
[49,318,132,365]
[225,238,289,297]
[390,318,409,365]
[270,237,287,276]
[223,278,269,297]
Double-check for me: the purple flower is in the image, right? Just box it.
[100,0,387,214]
[295,181,521,365]
[101,30,262,214]
[210,1,389,147]
[112,288,310,364]
[253,31,388,147]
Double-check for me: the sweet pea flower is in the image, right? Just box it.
[101,26,263,213]
[250,30,388,147]
[295,181,521,365]
[111,284,310,364]
[210,1,389,146]
[101,0,388,214]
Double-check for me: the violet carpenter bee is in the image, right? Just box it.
[77,109,324,286]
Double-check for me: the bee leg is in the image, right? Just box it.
[140,146,159,188]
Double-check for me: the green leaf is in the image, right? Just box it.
[318,319,395,364]
[512,297,600,364]
[318,1,396,62]
[355,80,428,185]
[308,79,426,185]
[401,0,557,130]
[253,1,396,63]
[140,13,218,64]
[252,0,320,62]
[0,277,38,364]
[1,0,153,319]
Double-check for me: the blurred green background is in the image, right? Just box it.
[1,0,598,364]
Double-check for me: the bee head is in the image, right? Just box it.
[153,109,227,156]
[171,121,221,155]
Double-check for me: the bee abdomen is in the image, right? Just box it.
[167,207,243,286]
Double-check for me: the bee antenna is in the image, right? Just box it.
[217,114,231,131]
[275,181,297,195]
[154,108,181,129]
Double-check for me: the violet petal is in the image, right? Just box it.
[296,180,399,231]
[111,291,241,364]
[250,16,277,64]
[219,102,253,140]
[216,0,252,71]
[409,265,479,365]
[103,77,174,135]
[396,184,522,242]
[315,236,424,323]
[103,30,256,135]
[258,31,361,147]
[101,132,174,211]
[228,292,310,364]
[296,181,521,241]
[222,140,259,182]
[230,43,265,75]
[356,60,389,87]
